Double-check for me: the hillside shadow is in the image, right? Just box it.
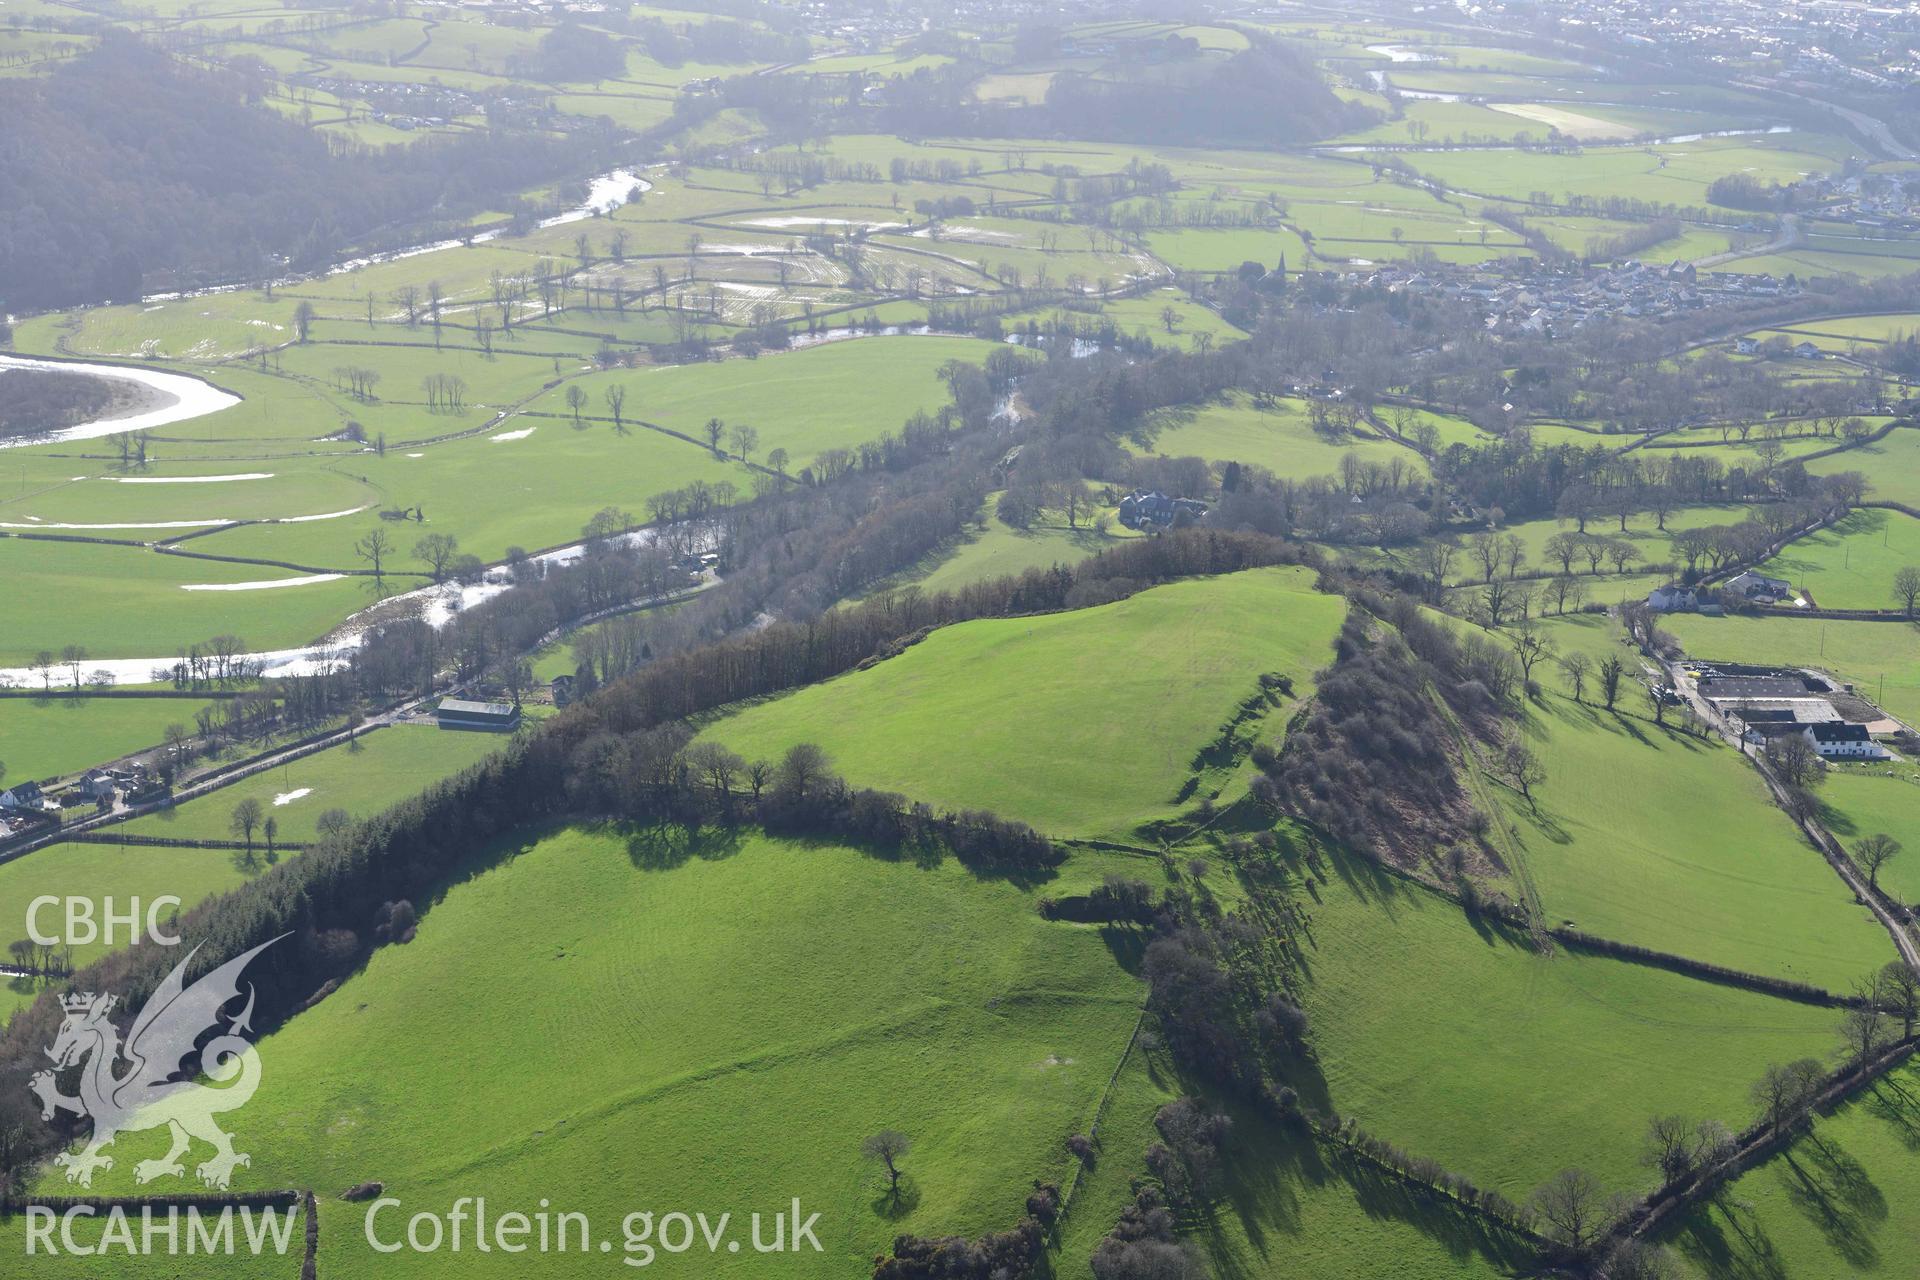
[1779,1138,1885,1269]
[1099,925,1149,977]
[1334,1150,1536,1271]
[1125,402,1198,452]
[1324,842,1421,917]
[1193,1090,1532,1280]
[1862,1071,1920,1152]
[1668,1192,1790,1280]
[620,819,747,871]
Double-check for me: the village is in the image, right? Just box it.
[1365,256,1803,338]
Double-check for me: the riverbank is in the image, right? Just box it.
[0,355,240,447]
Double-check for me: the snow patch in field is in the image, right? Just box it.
[0,517,235,529]
[275,505,371,523]
[490,428,536,442]
[181,573,345,592]
[116,473,273,484]
[272,788,312,806]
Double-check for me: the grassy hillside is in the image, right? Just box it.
[703,567,1347,839]
[1279,849,1843,1199]
[1819,769,1920,906]
[1493,690,1891,990]
[11,827,1145,1278]
[1660,1055,1920,1279]
[1054,1037,1530,1279]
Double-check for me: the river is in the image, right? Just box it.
[0,356,242,449]
[0,524,700,686]
[1,166,654,450]
[145,167,654,304]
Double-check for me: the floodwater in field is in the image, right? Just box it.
[0,525,704,685]
[1317,123,1794,154]
[0,355,241,447]
[1367,44,1445,62]
[1650,124,1793,144]
[1366,71,1463,101]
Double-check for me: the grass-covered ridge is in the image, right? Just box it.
[702,566,1347,839]
[11,826,1146,1278]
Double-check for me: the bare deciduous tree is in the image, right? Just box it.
[1852,833,1900,893]
[862,1130,910,1205]
[1530,1168,1603,1250]
[356,528,394,584]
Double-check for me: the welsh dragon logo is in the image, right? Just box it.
[28,937,282,1190]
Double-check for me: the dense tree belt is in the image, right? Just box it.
[0,36,615,310]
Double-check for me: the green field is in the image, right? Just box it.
[1810,426,1920,509]
[118,723,505,845]
[11,826,1146,1279]
[0,842,261,985]
[1493,689,1892,989]
[876,495,1136,597]
[1278,848,1842,1199]
[0,537,388,666]
[1132,392,1422,480]
[1661,1055,1920,1279]
[1759,507,1920,612]
[1818,769,1920,907]
[1663,613,1920,731]
[705,567,1346,838]
[0,694,217,782]
[1055,1036,1529,1278]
